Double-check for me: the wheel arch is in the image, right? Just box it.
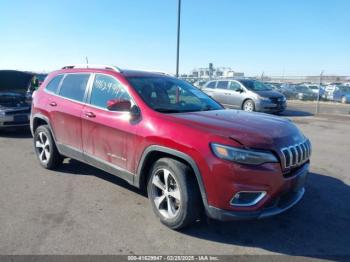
[135,145,208,207]
[31,113,57,142]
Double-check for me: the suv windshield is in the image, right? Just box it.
[240,80,272,91]
[127,76,223,113]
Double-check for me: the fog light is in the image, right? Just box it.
[230,191,266,207]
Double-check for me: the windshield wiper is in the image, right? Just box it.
[154,108,182,113]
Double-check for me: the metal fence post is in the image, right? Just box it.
[316,71,324,114]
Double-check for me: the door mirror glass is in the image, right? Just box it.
[130,105,141,119]
[107,99,132,111]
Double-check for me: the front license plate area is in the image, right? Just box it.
[294,170,308,192]
[14,115,28,123]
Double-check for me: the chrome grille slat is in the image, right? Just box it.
[300,143,306,161]
[281,140,311,169]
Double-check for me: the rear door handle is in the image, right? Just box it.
[49,101,57,107]
[224,93,231,95]
[84,112,96,118]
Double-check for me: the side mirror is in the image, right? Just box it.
[236,88,244,93]
[107,99,132,111]
[130,105,141,119]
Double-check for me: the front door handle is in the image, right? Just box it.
[84,112,96,118]
[224,93,231,95]
[49,101,57,107]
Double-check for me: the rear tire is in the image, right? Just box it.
[243,99,255,112]
[34,125,63,169]
[147,158,201,230]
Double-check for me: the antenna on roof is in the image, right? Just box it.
[85,57,89,68]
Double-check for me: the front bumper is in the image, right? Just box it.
[256,100,287,112]
[0,111,30,128]
[203,157,309,221]
[206,187,305,221]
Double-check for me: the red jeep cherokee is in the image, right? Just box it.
[30,65,311,229]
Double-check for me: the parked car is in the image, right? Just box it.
[0,70,34,129]
[294,85,318,101]
[279,83,298,99]
[332,85,350,103]
[202,79,286,113]
[324,84,338,100]
[31,65,311,229]
[302,84,325,98]
[193,80,207,89]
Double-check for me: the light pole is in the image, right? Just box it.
[176,0,181,77]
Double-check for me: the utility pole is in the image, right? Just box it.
[176,0,181,77]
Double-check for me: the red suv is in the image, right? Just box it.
[30,65,311,229]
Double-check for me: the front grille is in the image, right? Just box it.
[4,108,30,115]
[281,140,311,169]
[270,97,284,104]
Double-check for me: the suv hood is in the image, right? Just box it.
[168,109,305,149]
[254,90,284,98]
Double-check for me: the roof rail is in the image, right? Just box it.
[61,64,122,73]
[132,69,172,76]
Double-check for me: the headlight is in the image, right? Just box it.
[0,111,5,118]
[211,143,278,165]
[259,96,271,102]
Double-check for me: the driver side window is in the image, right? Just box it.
[89,74,131,109]
[229,81,242,91]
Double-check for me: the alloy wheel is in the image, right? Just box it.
[243,101,254,112]
[35,132,51,163]
[151,168,181,219]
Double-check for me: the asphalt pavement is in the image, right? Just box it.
[0,113,349,258]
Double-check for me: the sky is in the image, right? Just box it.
[0,0,349,76]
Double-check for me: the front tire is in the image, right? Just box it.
[34,125,63,169]
[147,158,201,229]
[243,99,255,112]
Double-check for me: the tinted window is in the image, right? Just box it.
[45,75,63,93]
[206,81,216,89]
[127,76,223,113]
[229,81,241,91]
[217,81,228,89]
[59,74,90,102]
[90,74,131,109]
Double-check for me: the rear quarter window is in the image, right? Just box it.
[45,75,64,93]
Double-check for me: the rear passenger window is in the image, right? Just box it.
[59,74,90,102]
[217,81,228,89]
[89,74,131,109]
[45,75,63,93]
[206,81,216,89]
